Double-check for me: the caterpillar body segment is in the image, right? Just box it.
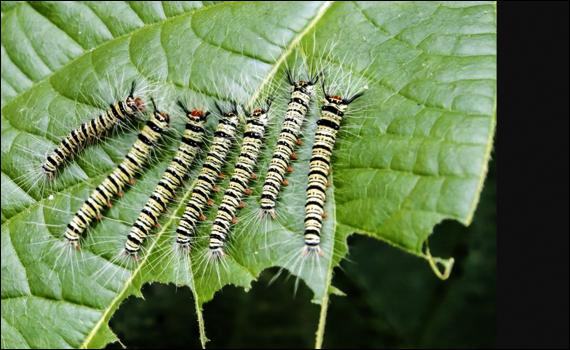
[63,99,170,248]
[304,89,364,255]
[43,81,145,180]
[260,72,319,218]
[175,103,241,250]
[124,103,210,257]
[208,102,271,258]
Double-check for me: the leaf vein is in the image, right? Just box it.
[335,165,477,181]
[188,12,273,65]
[1,2,229,115]
[14,6,54,73]
[0,33,36,84]
[1,315,33,349]
[26,2,87,50]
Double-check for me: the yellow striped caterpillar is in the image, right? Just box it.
[42,81,145,180]
[124,102,209,257]
[64,99,169,248]
[304,84,364,255]
[175,103,240,250]
[208,101,271,258]
[260,71,319,218]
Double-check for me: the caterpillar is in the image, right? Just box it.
[304,86,365,255]
[208,101,271,258]
[42,81,146,180]
[124,102,210,257]
[260,71,319,218]
[175,103,240,250]
[63,99,170,248]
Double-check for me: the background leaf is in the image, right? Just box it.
[1,1,496,348]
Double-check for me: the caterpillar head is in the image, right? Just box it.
[177,100,209,122]
[126,96,146,113]
[150,98,170,127]
[250,107,269,126]
[248,98,272,125]
[323,95,348,113]
[321,76,365,112]
[328,95,344,105]
[286,69,320,95]
[224,111,240,128]
[215,101,240,127]
[126,81,146,113]
[293,79,317,95]
[154,111,170,126]
[190,109,209,122]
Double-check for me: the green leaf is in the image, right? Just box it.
[1,1,496,349]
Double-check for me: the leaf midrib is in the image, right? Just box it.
[80,2,334,348]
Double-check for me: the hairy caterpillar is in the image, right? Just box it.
[303,84,365,255]
[175,103,240,250]
[260,71,319,218]
[42,81,146,180]
[208,101,271,258]
[64,99,170,248]
[124,102,210,258]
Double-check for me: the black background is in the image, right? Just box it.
[497,1,569,348]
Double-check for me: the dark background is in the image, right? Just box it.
[497,2,568,349]
[106,161,496,349]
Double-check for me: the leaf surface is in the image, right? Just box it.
[1,1,496,348]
